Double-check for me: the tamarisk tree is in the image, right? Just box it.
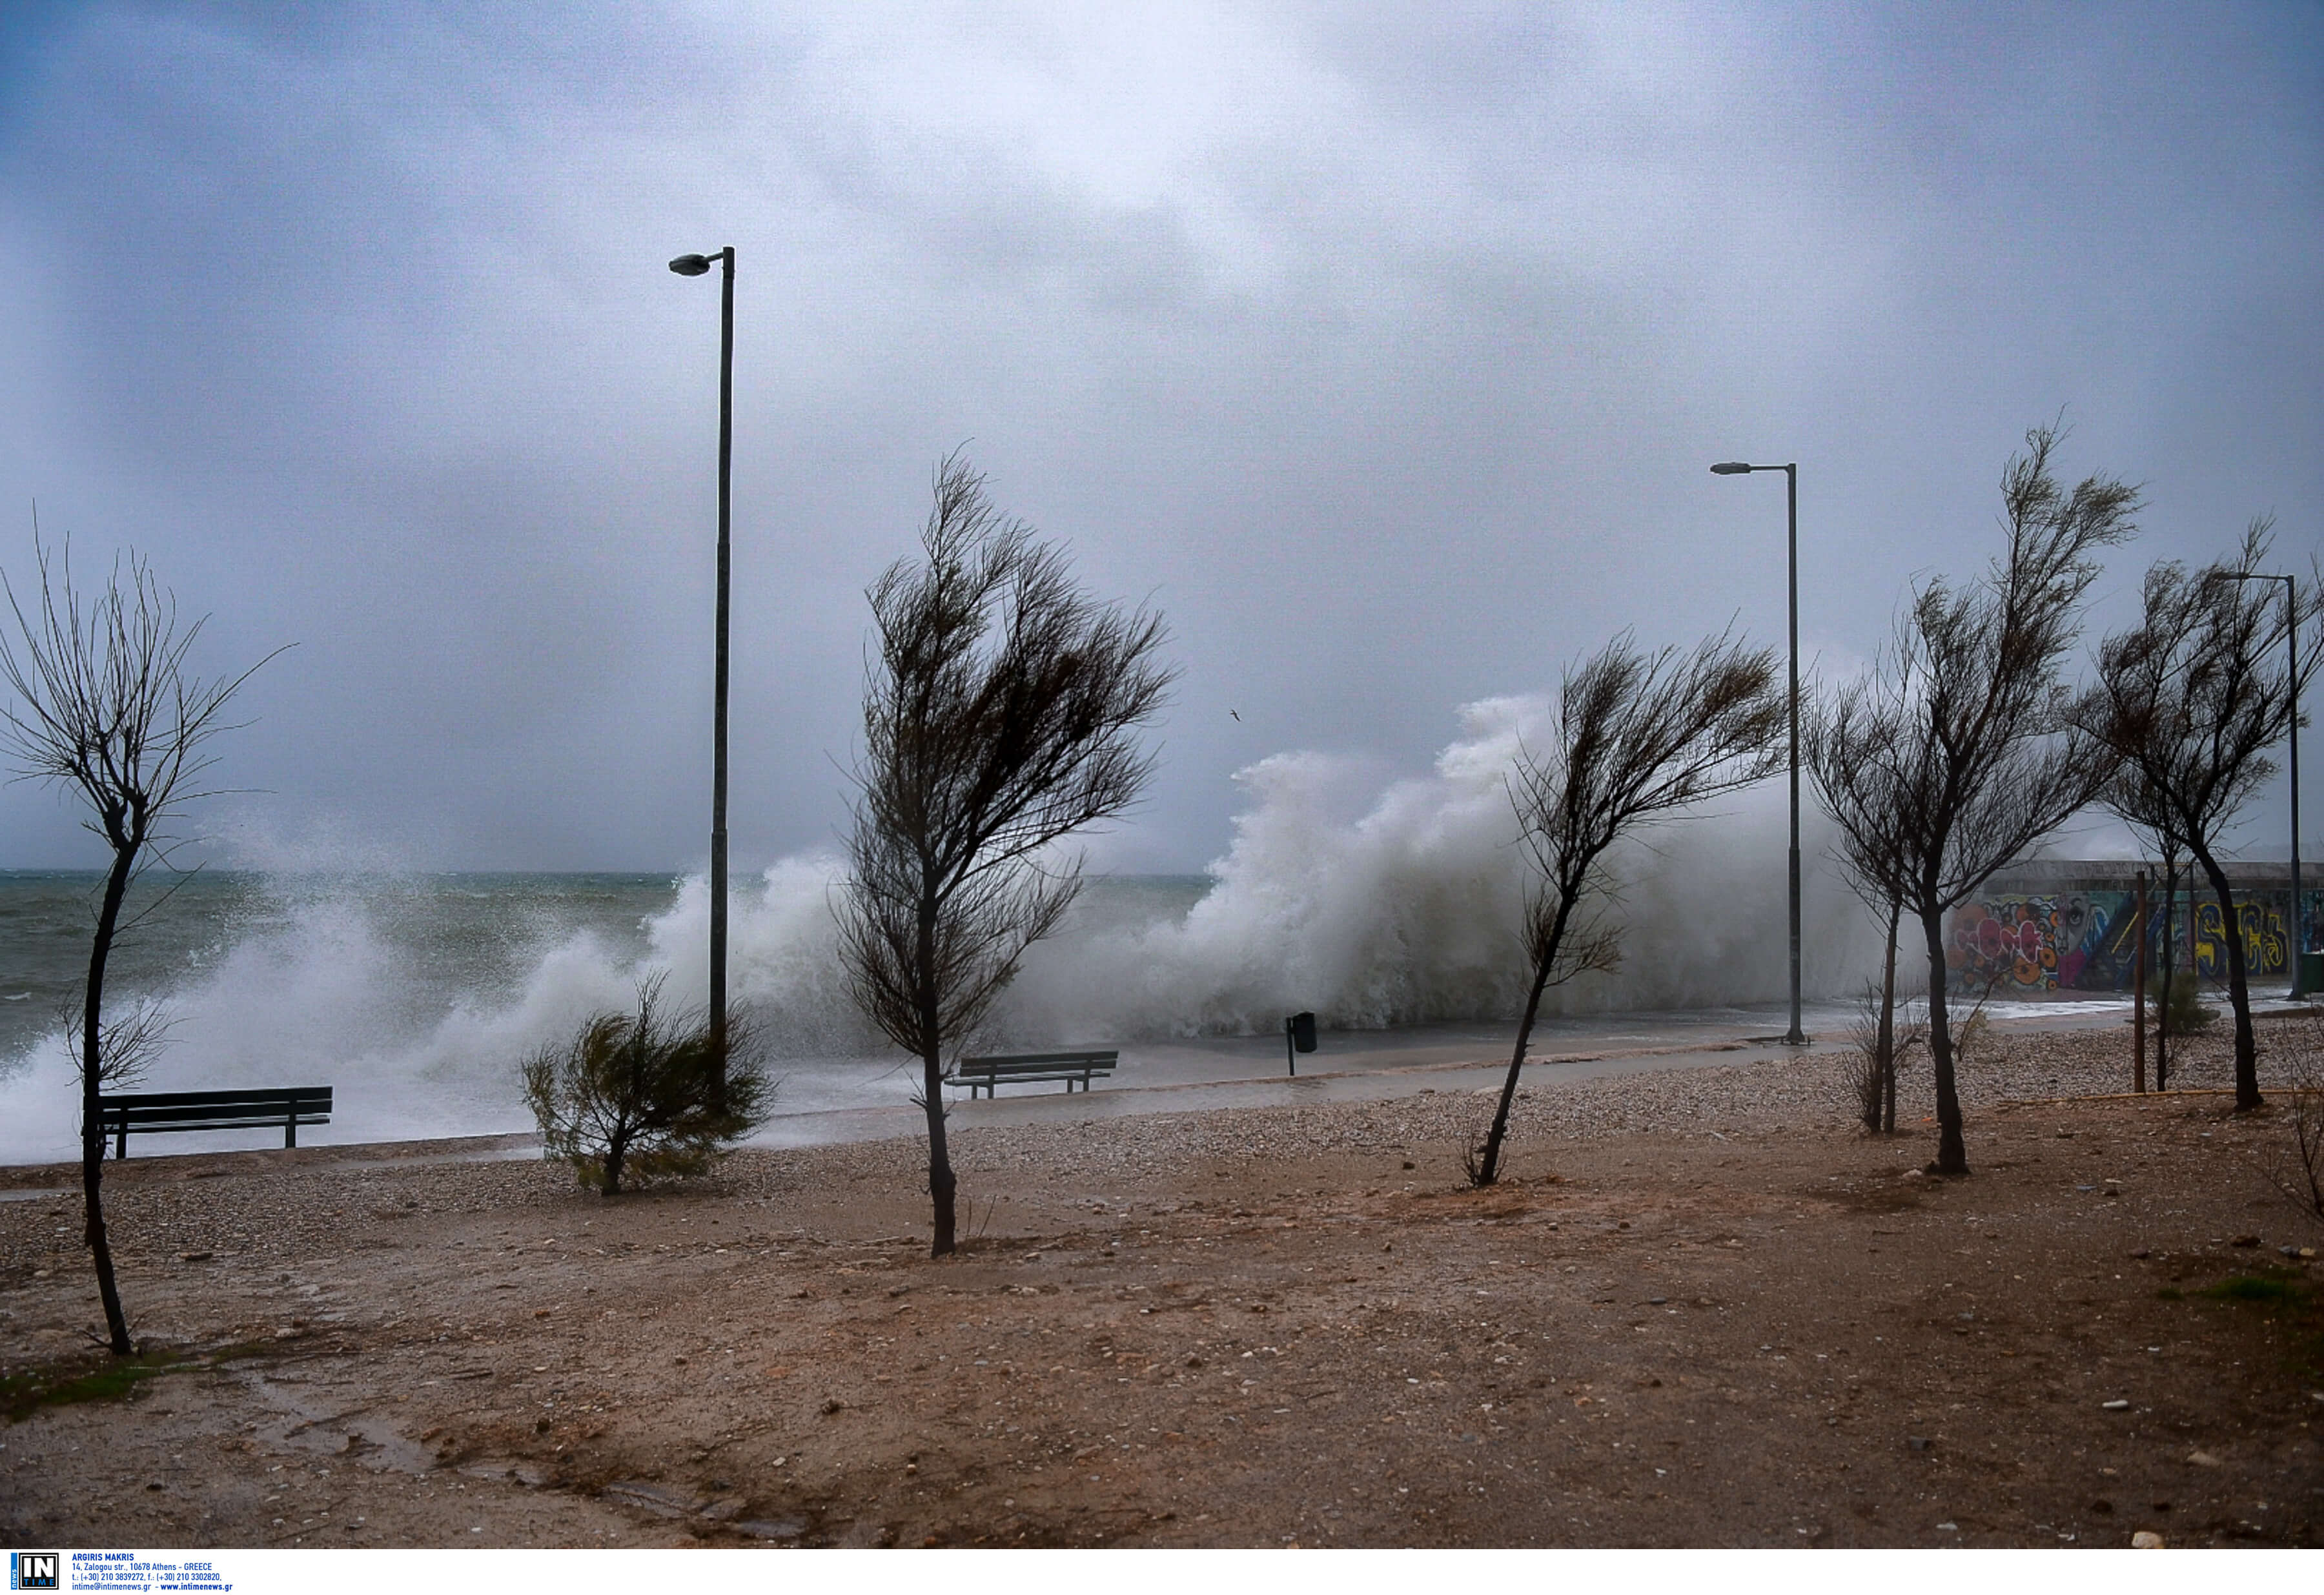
[2108,760,2191,1089]
[1,540,274,1354]
[1812,721,1922,1135]
[1467,629,1783,1186]
[838,455,1173,1255]
[1808,425,2135,1175]
[2075,522,2321,1112]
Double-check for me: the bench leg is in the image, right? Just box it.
[285,1116,296,1150]
[116,1126,127,1161]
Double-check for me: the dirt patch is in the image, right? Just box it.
[3,1033,2320,1548]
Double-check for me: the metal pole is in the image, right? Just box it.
[1784,463,1805,1046]
[1710,458,1811,1042]
[711,246,735,1072]
[2134,869,2147,1093]
[2287,574,2305,1000]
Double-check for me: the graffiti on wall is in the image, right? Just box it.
[1946,887,2321,993]
[2192,898,2291,981]
[1948,893,2122,991]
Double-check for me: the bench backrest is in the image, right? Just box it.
[98,1087,334,1130]
[957,1051,1118,1075]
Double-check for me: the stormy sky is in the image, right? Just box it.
[0,3,2317,875]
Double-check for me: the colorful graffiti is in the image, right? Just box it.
[1946,886,2321,993]
[2193,898,2290,981]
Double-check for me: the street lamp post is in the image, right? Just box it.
[1711,460,1807,1045]
[2221,570,2306,1000]
[669,247,736,1073]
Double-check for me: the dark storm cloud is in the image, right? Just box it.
[1,3,2317,871]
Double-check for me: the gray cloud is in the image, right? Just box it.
[1,1,2316,873]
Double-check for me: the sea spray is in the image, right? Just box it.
[0,696,1879,1161]
[1009,694,1874,1037]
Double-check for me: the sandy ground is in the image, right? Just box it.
[3,1019,2321,1549]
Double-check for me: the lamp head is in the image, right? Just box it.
[1709,462,1753,475]
[668,254,713,276]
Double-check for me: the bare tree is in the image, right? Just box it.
[2075,521,2323,1112]
[1466,631,1782,1186]
[0,539,275,1354]
[837,455,1174,1255]
[1842,936,1925,1134]
[1806,425,2136,1175]
[2109,761,2191,1088]
[1811,705,1926,1135]
[2263,1015,2324,1228]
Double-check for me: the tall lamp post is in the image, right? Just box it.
[1710,460,1807,1045]
[669,246,736,1073]
[2221,569,2306,1000]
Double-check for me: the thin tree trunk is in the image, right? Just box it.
[604,1123,628,1195]
[82,838,136,1356]
[1876,900,1901,1135]
[1473,959,1554,1188]
[922,1048,955,1256]
[2192,846,2263,1112]
[918,897,957,1255]
[1920,904,1968,1175]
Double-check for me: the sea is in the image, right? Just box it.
[0,702,1879,1164]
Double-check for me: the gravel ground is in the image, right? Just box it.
[3,1013,2319,1549]
[0,1017,2293,1285]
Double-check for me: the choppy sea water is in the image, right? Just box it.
[1,700,1895,1162]
[0,869,1228,1163]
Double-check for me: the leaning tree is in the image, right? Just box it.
[1,539,275,1354]
[1807,425,2135,1175]
[2107,758,2193,1090]
[2075,520,2322,1112]
[1809,702,1922,1135]
[1467,629,1784,1186]
[837,454,1174,1256]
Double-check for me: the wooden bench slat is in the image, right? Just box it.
[107,1112,334,1134]
[106,1095,331,1117]
[96,1088,332,1108]
[961,1051,1119,1068]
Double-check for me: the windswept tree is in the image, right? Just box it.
[1811,715,1923,1135]
[1467,630,1783,1186]
[1,540,276,1355]
[838,455,1174,1256]
[522,975,771,1195]
[1807,425,2136,1175]
[2075,522,2322,1112]
[2108,759,2192,1089]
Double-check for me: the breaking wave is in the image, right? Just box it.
[0,695,1875,1161]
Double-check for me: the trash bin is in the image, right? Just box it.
[2302,950,2324,995]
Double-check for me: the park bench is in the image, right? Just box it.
[95,1086,333,1159]
[954,1050,1118,1099]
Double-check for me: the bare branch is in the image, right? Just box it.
[0,530,278,1355]
[1804,423,2137,1176]
[1469,627,1784,1184]
[2072,517,2322,1112]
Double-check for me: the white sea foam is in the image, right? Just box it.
[0,696,1877,1163]
[1009,694,1873,1038]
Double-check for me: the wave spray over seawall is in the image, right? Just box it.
[0,696,1871,1162]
